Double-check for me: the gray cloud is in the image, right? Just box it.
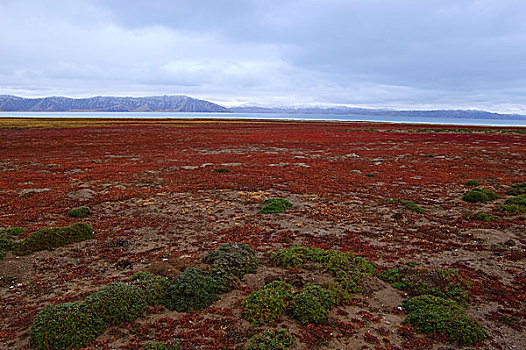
[1,0,525,113]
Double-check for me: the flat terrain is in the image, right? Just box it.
[0,118,525,350]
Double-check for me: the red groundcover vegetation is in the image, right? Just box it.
[0,119,525,349]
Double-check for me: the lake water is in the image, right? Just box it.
[1,111,526,127]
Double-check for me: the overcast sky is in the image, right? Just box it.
[1,0,526,112]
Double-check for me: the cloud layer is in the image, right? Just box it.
[1,0,526,112]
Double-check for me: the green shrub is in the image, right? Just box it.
[291,284,332,325]
[14,222,94,255]
[144,341,181,350]
[261,198,292,214]
[162,268,220,312]
[242,281,294,326]
[30,302,106,350]
[68,206,91,218]
[464,180,481,187]
[378,266,471,304]
[403,295,486,345]
[214,168,230,173]
[462,188,499,203]
[130,272,171,306]
[247,328,294,350]
[203,243,259,279]
[506,182,526,196]
[84,283,147,325]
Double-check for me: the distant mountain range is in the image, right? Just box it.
[0,95,524,120]
[0,95,228,112]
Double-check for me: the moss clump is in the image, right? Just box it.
[378,265,471,304]
[462,188,499,203]
[271,245,375,294]
[506,182,526,196]
[291,284,332,325]
[214,167,230,173]
[68,206,91,218]
[203,243,259,280]
[242,281,294,326]
[403,295,486,346]
[14,222,93,255]
[30,302,106,350]
[247,328,294,350]
[464,180,481,187]
[162,268,221,312]
[144,341,181,350]
[261,198,292,214]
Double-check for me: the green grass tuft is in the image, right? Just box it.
[462,188,499,203]
[391,199,425,213]
[506,182,526,196]
[247,328,294,350]
[261,198,292,214]
[13,222,93,255]
[242,281,294,326]
[403,295,486,346]
[68,206,91,218]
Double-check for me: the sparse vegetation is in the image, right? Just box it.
[403,295,486,346]
[247,328,294,350]
[242,281,294,326]
[144,341,181,350]
[261,198,292,214]
[464,179,481,187]
[497,195,526,214]
[391,198,425,213]
[462,188,499,203]
[0,227,25,259]
[67,206,91,218]
[13,222,94,255]
[506,182,526,196]
[271,245,375,294]
[203,243,259,279]
[214,167,230,173]
[474,212,498,222]
[291,284,332,325]
[378,265,471,304]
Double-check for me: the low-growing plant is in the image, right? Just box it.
[203,243,259,279]
[13,222,94,255]
[291,284,332,325]
[144,341,181,350]
[506,182,526,196]
[247,328,294,350]
[0,227,25,260]
[83,282,147,325]
[130,272,171,306]
[242,281,294,326]
[271,245,375,294]
[497,195,526,214]
[403,295,486,346]
[462,188,499,203]
[464,180,481,187]
[162,268,221,312]
[68,206,91,218]
[474,212,498,222]
[261,198,292,214]
[391,199,425,214]
[30,302,106,350]
[378,265,471,304]
[214,167,230,173]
